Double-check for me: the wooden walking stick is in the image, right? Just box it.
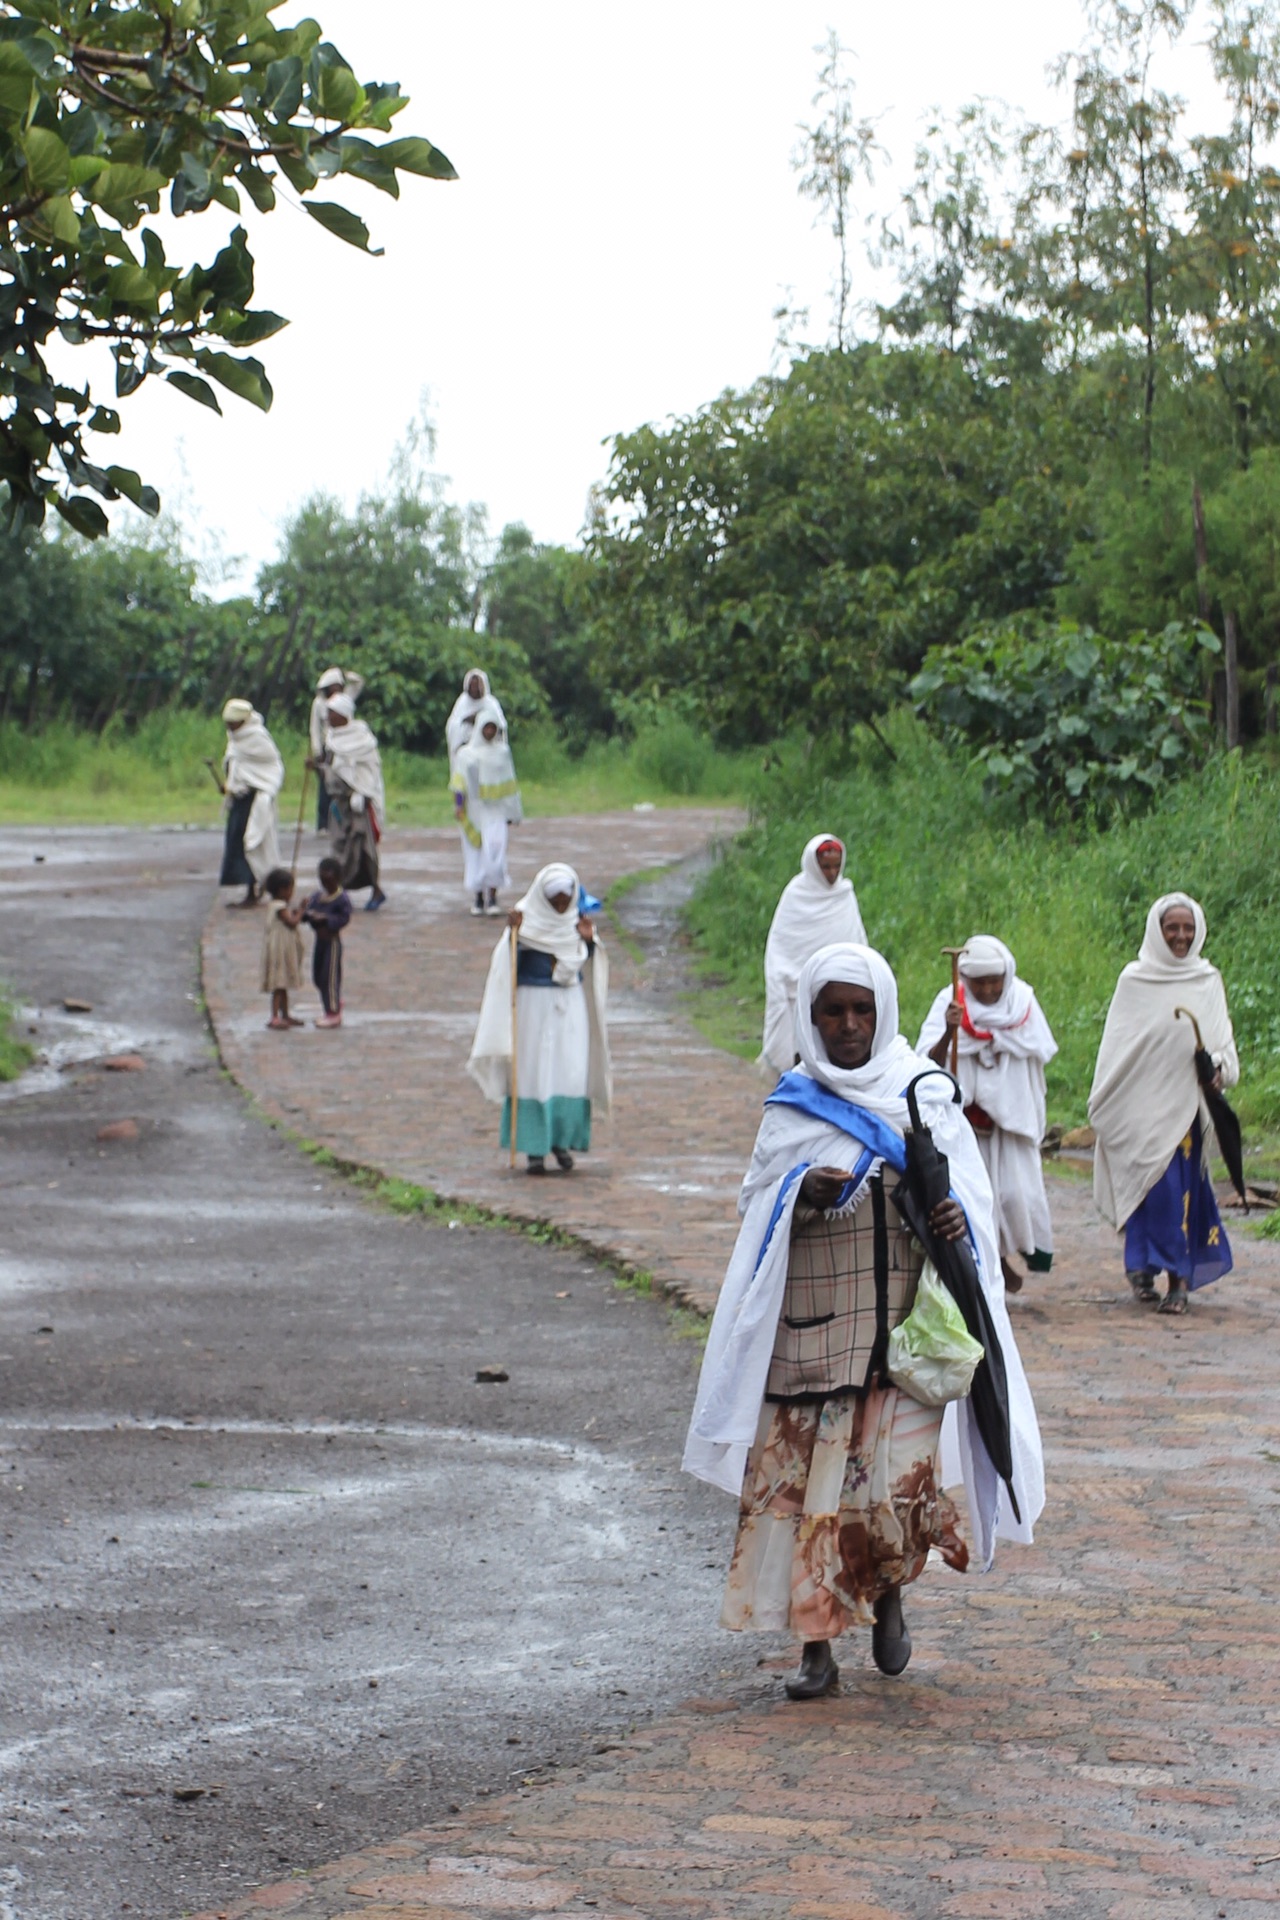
[290,760,311,879]
[940,946,968,1078]
[508,920,520,1169]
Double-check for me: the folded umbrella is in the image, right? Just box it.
[1175,1006,1248,1211]
[890,1069,1020,1524]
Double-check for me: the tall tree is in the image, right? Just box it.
[792,31,880,351]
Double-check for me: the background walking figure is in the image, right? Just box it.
[218,698,284,907]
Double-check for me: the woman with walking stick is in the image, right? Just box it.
[466,864,610,1175]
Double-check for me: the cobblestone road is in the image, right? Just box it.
[195,815,1280,1920]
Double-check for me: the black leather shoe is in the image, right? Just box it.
[872,1588,912,1675]
[784,1639,839,1700]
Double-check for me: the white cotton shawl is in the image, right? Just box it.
[466,865,611,1113]
[325,715,385,816]
[758,837,867,1076]
[446,670,506,770]
[224,711,284,861]
[684,940,1045,1570]
[1089,893,1239,1231]
[455,698,522,824]
[917,936,1058,1144]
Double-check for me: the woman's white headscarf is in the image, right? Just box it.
[758,836,867,1076]
[325,703,385,813]
[686,938,1044,1565]
[515,862,589,976]
[1089,892,1238,1230]
[446,668,505,770]
[917,935,1057,1145]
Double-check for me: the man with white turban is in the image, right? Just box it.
[1089,892,1238,1315]
[314,692,387,911]
[467,863,610,1174]
[918,934,1058,1293]
[309,666,365,831]
[218,698,284,907]
[685,942,1043,1700]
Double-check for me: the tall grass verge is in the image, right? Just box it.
[0,990,33,1082]
[686,714,1280,1134]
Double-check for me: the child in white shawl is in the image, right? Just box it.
[467,863,611,1173]
[451,698,522,914]
[1089,892,1237,1315]
[918,935,1057,1294]
[686,941,1043,1700]
[758,835,867,1078]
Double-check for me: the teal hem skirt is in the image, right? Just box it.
[501,1095,592,1156]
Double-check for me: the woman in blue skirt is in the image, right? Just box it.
[1089,893,1238,1316]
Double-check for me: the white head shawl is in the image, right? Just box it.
[793,942,952,1131]
[1088,892,1237,1230]
[446,669,504,768]
[222,706,283,797]
[316,666,345,692]
[516,862,588,974]
[956,935,1043,1038]
[758,837,867,1075]
[326,691,356,722]
[325,704,385,812]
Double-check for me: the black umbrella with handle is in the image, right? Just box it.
[1175,1006,1248,1211]
[889,1068,1021,1524]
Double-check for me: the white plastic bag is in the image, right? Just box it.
[886,1260,984,1407]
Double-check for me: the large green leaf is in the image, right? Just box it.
[54,493,110,539]
[379,136,458,182]
[193,349,273,410]
[0,41,35,114]
[105,465,160,515]
[22,126,71,194]
[166,369,222,413]
[262,54,303,120]
[303,198,382,253]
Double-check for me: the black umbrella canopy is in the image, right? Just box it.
[890,1070,1020,1524]
[1175,1007,1248,1210]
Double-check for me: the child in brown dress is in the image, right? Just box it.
[261,867,305,1029]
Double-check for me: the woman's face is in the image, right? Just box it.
[1161,906,1196,958]
[548,890,574,915]
[467,674,485,699]
[481,721,498,740]
[815,844,843,885]
[328,711,349,730]
[812,980,877,1069]
[968,972,1005,1007]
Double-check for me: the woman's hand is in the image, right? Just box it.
[507,908,524,930]
[800,1165,854,1210]
[928,1000,964,1065]
[929,1197,967,1242]
[576,914,595,941]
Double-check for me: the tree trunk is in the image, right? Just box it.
[1265,661,1277,736]
[1224,609,1241,750]
[22,645,42,729]
[1192,482,1211,622]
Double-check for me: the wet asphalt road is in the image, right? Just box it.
[0,829,732,1920]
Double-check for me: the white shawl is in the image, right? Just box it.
[758,835,867,1075]
[466,862,611,1112]
[223,711,284,858]
[453,698,522,828]
[1089,893,1239,1230]
[446,670,507,771]
[685,940,1045,1570]
[917,935,1058,1145]
[310,672,363,757]
[326,716,385,817]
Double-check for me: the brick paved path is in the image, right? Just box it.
[197,817,1280,1920]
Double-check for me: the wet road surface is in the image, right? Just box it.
[0,828,731,1920]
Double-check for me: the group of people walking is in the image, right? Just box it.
[215,677,1242,1702]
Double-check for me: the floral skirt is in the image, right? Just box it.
[721,1387,968,1640]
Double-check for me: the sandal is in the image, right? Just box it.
[526,1156,546,1176]
[553,1148,574,1172]
[1158,1278,1189,1316]
[1128,1271,1159,1305]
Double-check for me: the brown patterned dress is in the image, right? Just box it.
[721,1172,968,1639]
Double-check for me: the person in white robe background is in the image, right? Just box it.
[1089,892,1237,1315]
[758,835,867,1079]
[467,862,611,1174]
[318,693,387,911]
[685,940,1043,1700]
[918,934,1057,1294]
[309,666,364,831]
[218,699,283,907]
[445,668,503,773]
[451,697,522,915]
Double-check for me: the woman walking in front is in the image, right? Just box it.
[467,863,611,1174]
[1089,893,1237,1316]
[685,942,1043,1698]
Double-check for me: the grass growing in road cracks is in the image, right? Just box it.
[298,1144,708,1346]
[685,714,1280,1149]
[0,990,33,1081]
[0,711,751,828]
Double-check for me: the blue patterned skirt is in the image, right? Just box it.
[1123,1117,1233,1290]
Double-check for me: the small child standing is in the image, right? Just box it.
[261,867,305,1030]
[302,855,352,1029]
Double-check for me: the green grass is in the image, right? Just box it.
[0,711,752,828]
[0,989,33,1082]
[685,714,1280,1138]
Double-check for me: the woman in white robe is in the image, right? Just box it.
[451,697,522,914]
[309,667,364,830]
[758,835,867,1078]
[467,863,611,1174]
[918,935,1057,1293]
[219,699,283,906]
[321,694,387,910]
[445,668,505,773]
[685,941,1043,1699]
[1089,893,1237,1315]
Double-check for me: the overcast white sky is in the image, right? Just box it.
[94,0,1225,590]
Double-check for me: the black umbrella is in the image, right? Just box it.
[1175,1006,1248,1211]
[889,1069,1021,1524]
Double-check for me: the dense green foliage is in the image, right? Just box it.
[687,718,1280,1135]
[0,0,453,533]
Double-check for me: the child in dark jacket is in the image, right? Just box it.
[302,856,352,1028]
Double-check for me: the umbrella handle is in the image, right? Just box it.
[904,1067,963,1134]
[1174,1005,1205,1051]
